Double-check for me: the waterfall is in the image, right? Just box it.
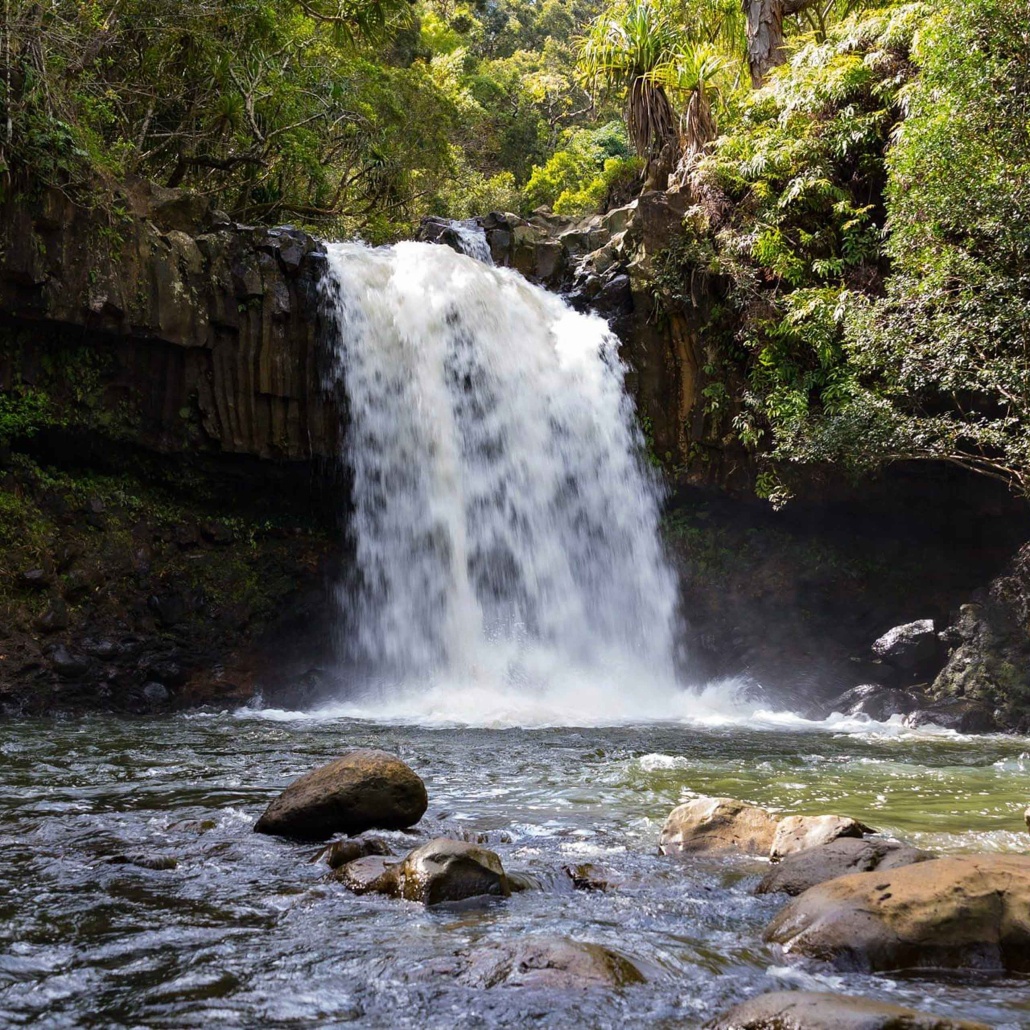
[319,240,684,724]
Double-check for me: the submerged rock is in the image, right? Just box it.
[764,854,1030,972]
[254,750,428,841]
[758,837,934,896]
[398,838,510,905]
[318,836,392,870]
[769,815,871,861]
[461,937,644,989]
[659,797,779,856]
[706,990,989,1029]
[904,700,998,734]
[823,683,922,721]
[333,855,401,895]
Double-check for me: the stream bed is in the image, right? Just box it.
[2,713,1028,1028]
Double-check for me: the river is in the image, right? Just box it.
[2,713,1027,1027]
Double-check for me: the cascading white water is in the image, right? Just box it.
[318,238,692,724]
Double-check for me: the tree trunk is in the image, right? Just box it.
[743,0,814,88]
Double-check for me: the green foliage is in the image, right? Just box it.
[0,0,609,237]
[0,389,55,444]
[760,0,1030,496]
[522,121,641,214]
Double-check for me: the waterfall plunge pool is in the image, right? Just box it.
[1,713,1027,1028]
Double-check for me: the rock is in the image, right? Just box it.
[141,681,170,704]
[824,683,922,721]
[19,568,50,589]
[398,838,510,905]
[254,750,428,841]
[50,645,88,679]
[872,619,940,677]
[706,990,989,1029]
[318,836,392,870]
[461,937,644,989]
[1025,805,1030,832]
[769,815,871,861]
[764,854,1030,972]
[905,700,998,733]
[106,853,179,871]
[564,863,619,892]
[333,855,401,895]
[35,600,70,633]
[758,837,935,896]
[659,797,778,856]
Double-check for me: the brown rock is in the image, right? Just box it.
[334,855,401,895]
[1024,805,1029,832]
[462,937,644,989]
[254,750,427,841]
[764,854,1030,972]
[317,836,392,869]
[659,797,778,856]
[758,837,935,897]
[705,990,989,1029]
[399,838,510,905]
[769,815,872,861]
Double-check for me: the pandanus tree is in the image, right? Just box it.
[579,2,684,187]
[655,42,725,188]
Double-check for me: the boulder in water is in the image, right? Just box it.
[254,750,427,841]
[318,836,393,869]
[461,937,644,989]
[769,815,871,861]
[904,700,998,733]
[823,683,923,721]
[872,619,940,678]
[705,990,989,1029]
[659,797,778,856]
[398,838,510,905]
[764,854,1030,972]
[333,855,402,895]
[758,837,934,896]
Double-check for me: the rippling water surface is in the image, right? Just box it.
[1,713,1028,1028]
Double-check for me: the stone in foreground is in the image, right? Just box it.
[399,838,510,905]
[758,837,934,896]
[254,749,428,840]
[706,990,989,1029]
[462,937,644,989]
[765,854,1030,972]
[659,797,778,856]
[769,815,871,861]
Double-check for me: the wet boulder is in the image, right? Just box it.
[904,700,998,734]
[461,937,644,989]
[659,797,778,856]
[254,750,428,841]
[318,836,392,870]
[398,838,510,905]
[764,854,1030,972]
[333,855,401,895]
[824,684,923,721]
[758,837,934,896]
[706,990,989,1029]
[1025,805,1030,832]
[872,620,941,679]
[769,815,871,861]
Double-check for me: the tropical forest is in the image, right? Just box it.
[1,0,1029,1026]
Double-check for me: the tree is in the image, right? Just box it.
[578,1,683,186]
[742,0,813,87]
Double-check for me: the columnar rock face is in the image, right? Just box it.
[0,182,334,461]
